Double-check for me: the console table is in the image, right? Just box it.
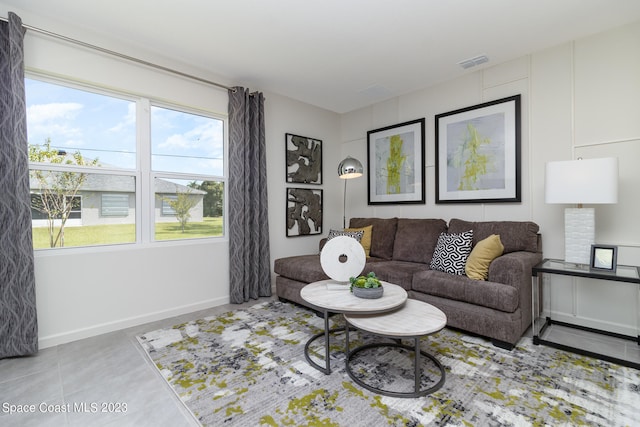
[532,258,640,369]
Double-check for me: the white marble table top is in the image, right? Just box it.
[344,299,447,337]
[300,279,407,314]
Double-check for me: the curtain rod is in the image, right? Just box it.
[1,15,235,92]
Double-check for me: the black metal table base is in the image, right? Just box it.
[345,338,446,398]
[303,310,334,374]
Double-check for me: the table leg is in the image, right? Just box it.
[323,310,330,373]
[414,337,420,393]
[304,310,342,375]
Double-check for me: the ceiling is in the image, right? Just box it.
[3,0,640,113]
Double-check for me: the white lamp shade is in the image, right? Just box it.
[545,157,618,204]
[338,156,363,179]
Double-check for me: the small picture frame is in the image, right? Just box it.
[590,244,617,273]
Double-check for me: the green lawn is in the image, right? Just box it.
[33,217,223,249]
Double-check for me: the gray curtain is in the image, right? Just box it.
[0,12,38,358]
[228,87,271,303]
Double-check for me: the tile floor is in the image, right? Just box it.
[2,298,638,427]
[0,297,273,427]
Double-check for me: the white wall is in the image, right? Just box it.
[340,21,640,335]
[264,92,341,275]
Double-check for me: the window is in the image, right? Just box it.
[26,77,225,250]
[151,106,225,241]
[101,194,130,217]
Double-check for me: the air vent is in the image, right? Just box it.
[458,55,489,69]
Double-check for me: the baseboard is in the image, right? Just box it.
[38,296,229,349]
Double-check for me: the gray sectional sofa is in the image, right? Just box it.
[274,217,543,349]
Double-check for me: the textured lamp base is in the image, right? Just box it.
[564,208,594,265]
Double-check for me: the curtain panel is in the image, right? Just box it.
[228,87,271,303]
[0,12,38,358]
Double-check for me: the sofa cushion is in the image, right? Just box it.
[429,231,473,275]
[465,234,504,280]
[364,261,430,290]
[273,255,329,284]
[448,218,539,253]
[349,217,398,260]
[392,218,447,264]
[412,270,519,313]
[345,225,373,256]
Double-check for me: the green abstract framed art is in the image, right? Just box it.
[367,118,425,205]
[435,95,521,204]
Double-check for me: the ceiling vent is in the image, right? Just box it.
[458,55,489,69]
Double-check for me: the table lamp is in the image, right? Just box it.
[338,156,363,228]
[545,157,618,264]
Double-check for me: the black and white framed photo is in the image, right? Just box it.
[286,187,322,237]
[590,244,617,273]
[285,133,322,184]
[367,118,425,205]
[435,95,521,203]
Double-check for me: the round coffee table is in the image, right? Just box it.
[344,298,447,398]
[300,279,407,374]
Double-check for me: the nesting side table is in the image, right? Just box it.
[344,299,447,398]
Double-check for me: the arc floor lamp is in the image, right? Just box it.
[338,156,363,228]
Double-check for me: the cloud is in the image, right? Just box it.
[27,102,83,124]
[159,120,224,156]
[109,102,136,133]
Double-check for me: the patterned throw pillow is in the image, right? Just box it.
[327,229,364,242]
[429,231,473,275]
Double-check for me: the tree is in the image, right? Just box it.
[29,138,99,247]
[189,180,223,217]
[162,190,199,232]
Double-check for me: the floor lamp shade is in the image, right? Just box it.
[338,156,363,228]
[338,156,363,179]
[545,157,618,264]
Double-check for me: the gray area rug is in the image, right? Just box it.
[136,300,640,426]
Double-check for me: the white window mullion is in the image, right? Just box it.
[137,98,152,244]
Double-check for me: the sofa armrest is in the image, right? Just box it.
[488,251,543,329]
[488,251,542,288]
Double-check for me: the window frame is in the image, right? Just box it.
[26,73,228,252]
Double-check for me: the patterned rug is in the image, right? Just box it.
[136,300,640,426]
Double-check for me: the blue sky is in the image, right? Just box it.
[25,78,224,176]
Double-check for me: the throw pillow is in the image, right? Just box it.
[429,231,473,275]
[465,234,504,280]
[327,228,363,242]
[345,225,373,257]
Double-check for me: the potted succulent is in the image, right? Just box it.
[349,272,384,299]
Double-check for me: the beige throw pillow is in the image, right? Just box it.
[465,234,504,280]
[345,225,373,257]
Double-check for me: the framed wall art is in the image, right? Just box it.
[285,133,322,184]
[286,187,323,237]
[435,95,521,204]
[590,244,617,273]
[367,118,425,205]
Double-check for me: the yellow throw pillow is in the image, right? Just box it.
[465,234,504,280]
[345,225,373,257]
